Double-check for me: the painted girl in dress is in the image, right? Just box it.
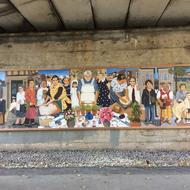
[97,72,110,107]
[70,80,79,109]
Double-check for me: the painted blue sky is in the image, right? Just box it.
[38,70,69,76]
[106,68,137,74]
[0,71,5,81]
[185,67,190,73]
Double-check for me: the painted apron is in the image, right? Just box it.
[81,79,95,104]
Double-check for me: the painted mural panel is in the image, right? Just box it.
[2,66,190,128]
[0,71,6,125]
[0,71,6,99]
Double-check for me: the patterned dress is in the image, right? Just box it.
[97,79,110,107]
[25,88,36,120]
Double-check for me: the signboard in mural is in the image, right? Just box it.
[3,66,190,128]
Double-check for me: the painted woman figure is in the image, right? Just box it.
[97,72,110,107]
[77,70,99,105]
[173,83,187,124]
[25,79,37,126]
[110,73,130,118]
[47,75,71,112]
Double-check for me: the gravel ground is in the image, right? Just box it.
[0,150,190,168]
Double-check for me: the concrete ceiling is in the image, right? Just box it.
[0,0,189,33]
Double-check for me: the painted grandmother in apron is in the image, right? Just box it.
[77,70,99,105]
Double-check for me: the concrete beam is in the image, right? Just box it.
[0,27,189,70]
[0,0,32,32]
[0,0,12,12]
[91,0,130,29]
[0,11,32,32]
[52,0,94,30]
[127,0,170,27]
[9,0,62,31]
[158,0,190,26]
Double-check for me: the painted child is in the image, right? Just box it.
[141,80,157,123]
[157,82,173,124]
[70,80,79,109]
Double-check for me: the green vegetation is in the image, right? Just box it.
[128,101,142,122]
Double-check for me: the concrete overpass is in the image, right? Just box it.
[0,0,189,33]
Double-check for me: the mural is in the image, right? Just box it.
[4,66,190,128]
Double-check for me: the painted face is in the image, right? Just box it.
[180,85,186,91]
[98,73,104,80]
[63,78,70,86]
[146,82,153,89]
[52,77,59,86]
[72,83,78,88]
[129,79,136,86]
[84,74,92,81]
[41,81,47,88]
[163,84,169,91]
[18,87,23,92]
[29,81,34,88]
[107,75,113,81]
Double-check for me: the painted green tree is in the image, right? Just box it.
[169,67,186,92]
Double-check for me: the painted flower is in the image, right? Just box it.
[98,107,113,123]
[64,109,75,120]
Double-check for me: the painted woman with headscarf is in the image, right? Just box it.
[47,75,71,112]
[77,70,99,105]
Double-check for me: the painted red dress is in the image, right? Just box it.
[25,88,36,119]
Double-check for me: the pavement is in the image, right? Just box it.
[0,167,190,190]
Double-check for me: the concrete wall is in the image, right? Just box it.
[0,127,190,151]
[0,27,190,151]
[0,27,190,70]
